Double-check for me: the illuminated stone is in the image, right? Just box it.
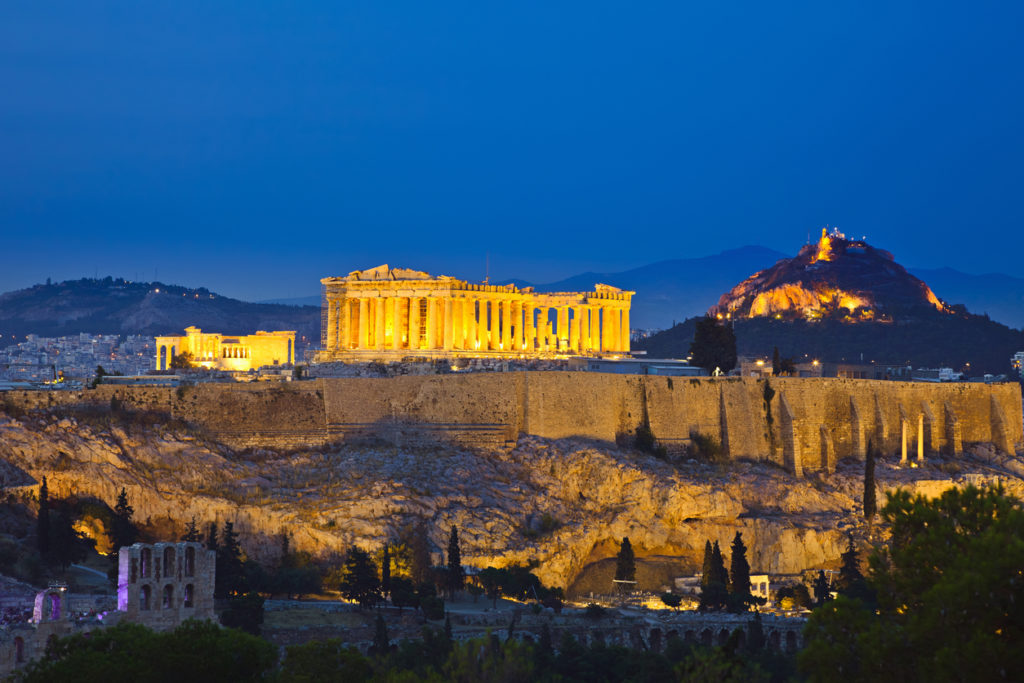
[155,326,296,371]
[318,265,634,361]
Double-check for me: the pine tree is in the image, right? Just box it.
[216,521,247,598]
[340,546,381,609]
[864,440,877,519]
[700,540,713,589]
[712,541,729,587]
[181,517,200,542]
[110,487,136,554]
[381,543,391,597]
[51,501,81,569]
[728,532,752,612]
[407,518,433,586]
[772,347,782,376]
[446,526,464,597]
[37,477,50,557]
[614,537,637,592]
[837,534,871,603]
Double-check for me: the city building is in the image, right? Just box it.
[1012,351,1024,379]
[318,264,633,361]
[154,327,296,371]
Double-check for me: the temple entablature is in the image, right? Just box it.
[318,266,634,361]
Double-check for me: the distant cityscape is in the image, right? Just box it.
[0,333,155,382]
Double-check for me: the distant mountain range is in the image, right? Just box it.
[0,278,320,348]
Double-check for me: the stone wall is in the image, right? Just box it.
[3,374,1021,473]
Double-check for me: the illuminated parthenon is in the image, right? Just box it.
[318,265,633,361]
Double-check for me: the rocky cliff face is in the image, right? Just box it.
[2,407,1022,592]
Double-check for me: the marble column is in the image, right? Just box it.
[514,301,525,350]
[501,300,512,351]
[569,308,580,352]
[443,297,454,349]
[557,306,569,351]
[524,304,535,351]
[452,297,463,349]
[900,419,908,464]
[325,297,338,351]
[358,298,369,349]
[375,298,386,349]
[391,297,402,350]
[408,297,420,350]
[426,297,437,349]
[466,299,478,350]
[488,299,499,350]
[340,299,350,350]
[619,307,630,352]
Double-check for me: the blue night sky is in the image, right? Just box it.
[2,2,1022,301]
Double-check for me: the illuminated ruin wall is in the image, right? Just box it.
[318,264,633,360]
[4,376,1020,474]
[154,326,296,372]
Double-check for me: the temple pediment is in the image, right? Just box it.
[345,265,435,282]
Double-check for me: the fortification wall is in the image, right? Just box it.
[3,374,1021,473]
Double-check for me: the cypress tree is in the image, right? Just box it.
[772,347,782,376]
[700,540,713,588]
[813,570,832,606]
[700,541,730,611]
[614,537,637,587]
[206,522,219,552]
[728,532,752,612]
[37,477,50,557]
[446,526,464,597]
[838,534,871,602]
[864,440,877,519]
[216,521,247,598]
[52,501,79,569]
[381,543,391,597]
[748,611,765,651]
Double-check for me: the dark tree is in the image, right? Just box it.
[51,501,84,569]
[110,487,137,554]
[772,346,782,376]
[37,477,50,557]
[864,440,877,519]
[813,570,832,606]
[699,540,713,590]
[660,592,682,610]
[340,546,381,609]
[478,567,504,608]
[699,541,730,611]
[370,614,389,656]
[747,611,765,651]
[170,351,194,369]
[381,543,391,597]
[216,521,247,598]
[446,526,464,597]
[389,576,419,613]
[405,518,433,586]
[728,532,753,612]
[689,315,737,374]
[205,522,219,552]
[614,537,636,592]
[181,517,200,543]
[837,535,872,603]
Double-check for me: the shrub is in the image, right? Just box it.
[689,432,726,463]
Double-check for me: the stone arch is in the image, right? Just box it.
[185,546,195,577]
[159,345,168,370]
[163,546,176,578]
[717,628,730,645]
[162,584,174,609]
[734,628,746,649]
[700,628,712,646]
[649,628,662,653]
[140,584,152,610]
[140,548,152,578]
[14,636,24,663]
[184,583,194,608]
[48,592,61,620]
[769,630,781,650]
[684,630,696,643]
[785,630,798,653]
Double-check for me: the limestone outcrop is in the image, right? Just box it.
[2,409,1023,592]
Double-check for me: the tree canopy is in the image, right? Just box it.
[689,315,737,374]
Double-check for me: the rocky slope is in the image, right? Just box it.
[2,407,1022,593]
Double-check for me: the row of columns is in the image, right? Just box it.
[900,414,926,464]
[326,296,630,353]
